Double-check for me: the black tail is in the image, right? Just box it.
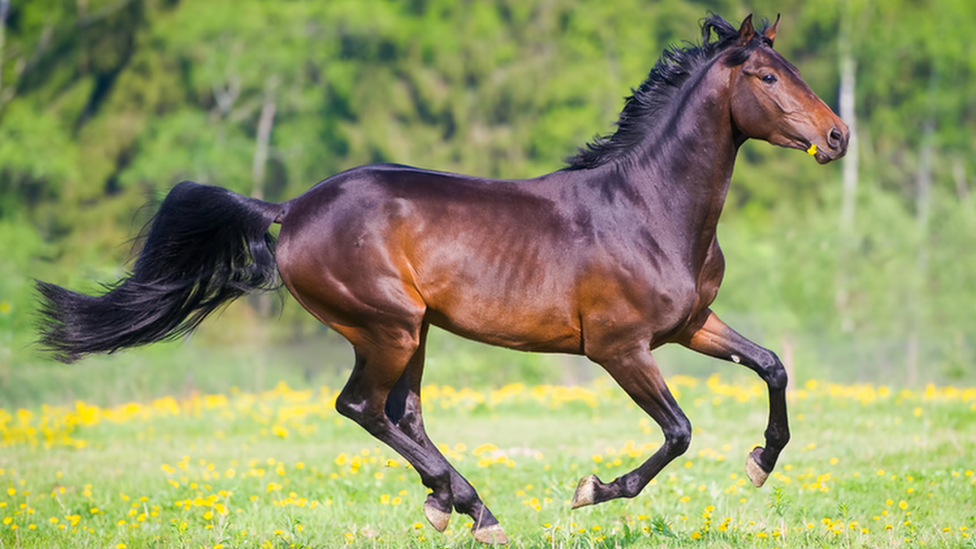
[37,181,283,363]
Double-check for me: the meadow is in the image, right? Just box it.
[1,370,974,549]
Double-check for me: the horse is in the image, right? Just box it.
[37,14,848,545]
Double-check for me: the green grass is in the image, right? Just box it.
[1,375,975,548]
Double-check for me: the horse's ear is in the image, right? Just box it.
[737,14,755,45]
[764,14,781,47]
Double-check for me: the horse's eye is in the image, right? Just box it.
[761,74,778,84]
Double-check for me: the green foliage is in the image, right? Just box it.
[0,0,974,385]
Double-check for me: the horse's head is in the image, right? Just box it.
[726,15,849,164]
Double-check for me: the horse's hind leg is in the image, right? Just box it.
[333,327,458,531]
[572,343,692,507]
[385,323,506,544]
[678,310,790,487]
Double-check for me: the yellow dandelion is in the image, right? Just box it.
[899,500,908,510]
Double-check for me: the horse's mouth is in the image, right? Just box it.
[792,139,842,164]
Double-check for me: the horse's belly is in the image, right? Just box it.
[423,289,582,354]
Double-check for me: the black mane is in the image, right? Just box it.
[565,14,770,170]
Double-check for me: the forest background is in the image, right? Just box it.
[0,0,974,407]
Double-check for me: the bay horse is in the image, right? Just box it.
[37,14,848,544]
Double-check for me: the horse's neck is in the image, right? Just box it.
[625,63,740,251]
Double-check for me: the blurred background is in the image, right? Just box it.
[0,0,974,407]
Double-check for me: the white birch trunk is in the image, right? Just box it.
[835,14,858,332]
[251,82,277,201]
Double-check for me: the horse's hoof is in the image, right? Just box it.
[571,474,600,509]
[471,523,508,545]
[746,446,770,487]
[424,501,451,533]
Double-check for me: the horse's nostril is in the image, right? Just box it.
[828,127,844,150]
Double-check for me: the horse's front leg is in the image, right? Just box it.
[677,309,790,487]
[572,344,692,507]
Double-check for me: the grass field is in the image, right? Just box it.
[1,373,975,548]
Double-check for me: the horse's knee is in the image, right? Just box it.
[767,364,788,392]
[757,350,788,391]
[664,415,692,456]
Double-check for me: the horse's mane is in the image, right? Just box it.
[565,14,771,171]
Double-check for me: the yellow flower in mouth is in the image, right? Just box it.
[807,143,818,156]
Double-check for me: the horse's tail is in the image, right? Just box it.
[37,181,284,363]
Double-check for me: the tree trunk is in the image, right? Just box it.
[251,78,278,201]
[838,53,858,233]
[834,13,858,333]
[907,69,938,387]
[251,77,278,318]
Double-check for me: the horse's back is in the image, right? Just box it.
[274,164,586,352]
